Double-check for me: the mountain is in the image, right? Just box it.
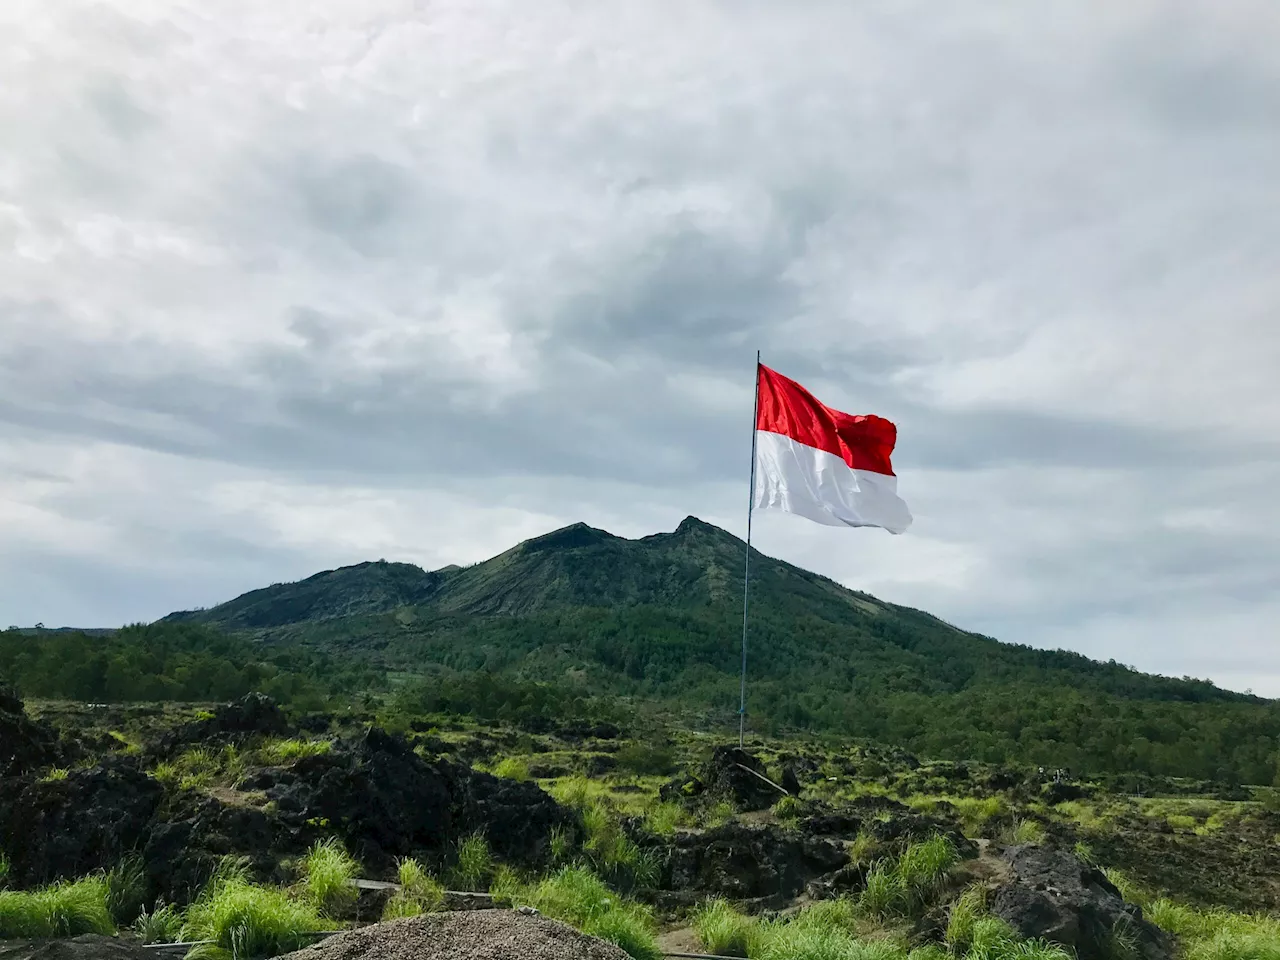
[163,517,1280,782]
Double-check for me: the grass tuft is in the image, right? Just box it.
[382,858,444,920]
[693,899,757,957]
[260,738,331,765]
[504,866,662,960]
[450,832,494,892]
[0,876,116,939]
[643,800,687,837]
[182,857,331,960]
[945,885,988,952]
[40,767,70,782]
[106,855,149,925]
[773,795,805,823]
[0,852,9,889]
[134,902,185,944]
[301,838,360,918]
[493,756,531,781]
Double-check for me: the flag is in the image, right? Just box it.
[753,363,912,534]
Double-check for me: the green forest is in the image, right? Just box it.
[10,517,1280,786]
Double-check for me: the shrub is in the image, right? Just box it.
[693,899,757,957]
[182,860,331,960]
[134,902,185,944]
[106,855,149,925]
[613,743,676,776]
[301,838,360,918]
[493,756,531,781]
[451,833,493,892]
[0,876,115,939]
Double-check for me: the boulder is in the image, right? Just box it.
[657,822,848,899]
[701,747,781,812]
[991,846,1173,960]
[151,693,290,758]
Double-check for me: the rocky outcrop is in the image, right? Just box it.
[0,687,60,778]
[991,845,1173,960]
[0,758,163,887]
[656,822,848,900]
[0,699,571,905]
[150,693,290,758]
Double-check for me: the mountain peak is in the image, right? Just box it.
[519,521,619,554]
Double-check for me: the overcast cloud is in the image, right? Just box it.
[2,0,1278,692]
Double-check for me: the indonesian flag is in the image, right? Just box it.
[753,364,912,534]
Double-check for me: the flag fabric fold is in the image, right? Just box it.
[753,363,912,534]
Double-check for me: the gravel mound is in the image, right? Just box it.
[276,911,631,960]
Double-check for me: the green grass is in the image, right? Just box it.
[860,835,959,918]
[0,852,9,889]
[945,886,988,952]
[773,795,805,823]
[300,838,360,918]
[493,756,531,781]
[383,858,445,919]
[106,855,149,925]
[182,858,332,960]
[693,899,758,957]
[643,800,688,837]
[1008,819,1048,845]
[549,825,573,863]
[259,738,332,764]
[504,866,661,960]
[134,902,185,944]
[40,767,70,782]
[151,745,246,791]
[450,832,494,892]
[0,876,115,939]
[1143,897,1280,960]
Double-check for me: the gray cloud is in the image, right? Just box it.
[1,0,1278,691]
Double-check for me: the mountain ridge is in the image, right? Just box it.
[163,516,1257,708]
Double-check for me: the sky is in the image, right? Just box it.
[2,1,1278,694]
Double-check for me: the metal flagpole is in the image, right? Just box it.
[739,351,761,748]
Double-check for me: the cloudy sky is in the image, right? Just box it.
[2,0,1278,693]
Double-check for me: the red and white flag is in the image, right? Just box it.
[753,364,912,534]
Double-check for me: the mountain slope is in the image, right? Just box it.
[168,515,1251,708]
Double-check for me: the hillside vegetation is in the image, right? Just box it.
[10,517,1280,783]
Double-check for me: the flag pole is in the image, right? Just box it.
[739,351,761,748]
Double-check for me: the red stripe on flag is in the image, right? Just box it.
[755,364,899,476]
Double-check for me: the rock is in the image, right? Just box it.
[991,846,1173,960]
[806,863,868,899]
[657,823,848,898]
[781,765,802,796]
[0,935,152,960]
[584,755,616,776]
[261,727,571,873]
[1041,782,1091,804]
[658,775,704,804]
[0,689,60,778]
[0,758,163,888]
[701,747,781,812]
[149,693,291,760]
